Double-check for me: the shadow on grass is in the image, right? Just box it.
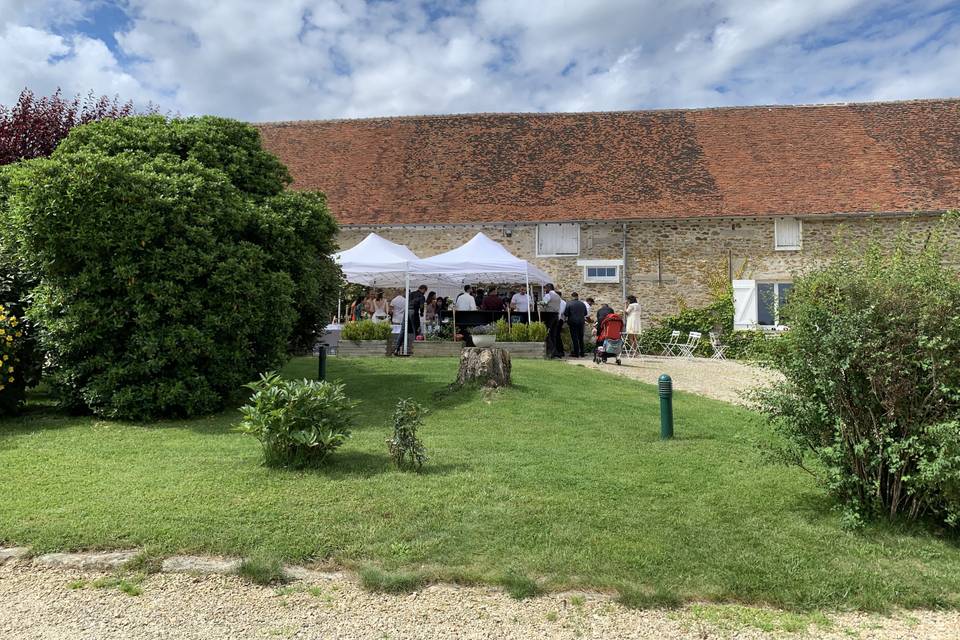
[316,450,468,479]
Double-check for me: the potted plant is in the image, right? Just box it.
[338,320,393,356]
[470,323,497,348]
[414,321,464,357]
[491,320,549,358]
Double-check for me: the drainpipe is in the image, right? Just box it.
[621,223,628,302]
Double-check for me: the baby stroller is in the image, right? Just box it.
[593,313,624,365]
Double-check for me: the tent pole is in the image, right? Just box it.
[525,268,531,325]
[403,271,410,356]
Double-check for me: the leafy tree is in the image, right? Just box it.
[0,88,148,165]
[754,215,960,528]
[0,115,338,419]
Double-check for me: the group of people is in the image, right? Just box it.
[346,283,643,359]
[541,284,642,359]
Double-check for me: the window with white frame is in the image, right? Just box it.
[734,280,794,329]
[536,223,580,256]
[774,217,802,250]
[578,259,621,283]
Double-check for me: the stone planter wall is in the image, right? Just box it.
[336,340,391,357]
[412,341,464,357]
[495,342,547,359]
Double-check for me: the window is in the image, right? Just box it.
[536,223,580,256]
[757,282,793,326]
[774,217,802,250]
[578,259,622,283]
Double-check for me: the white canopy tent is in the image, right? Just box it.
[332,232,424,355]
[332,232,421,287]
[411,232,554,324]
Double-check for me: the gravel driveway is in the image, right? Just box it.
[2,563,958,639]
[566,355,781,405]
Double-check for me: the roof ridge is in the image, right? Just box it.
[252,96,960,126]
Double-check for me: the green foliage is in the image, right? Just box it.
[341,320,392,341]
[0,115,342,419]
[238,550,288,585]
[754,219,960,528]
[247,191,342,353]
[424,320,455,341]
[387,398,427,471]
[494,320,545,343]
[237,372,355,468]
[359,567,427,593]
[526,322,548,343]
[0,303,25,416]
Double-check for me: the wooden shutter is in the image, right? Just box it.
[733,279,758,330]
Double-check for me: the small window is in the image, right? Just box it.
[584,265,619,283]
[758,282,793,326]
[774,218,802,250]
[537,223,580,256]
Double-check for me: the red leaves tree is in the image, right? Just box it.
[0,88,152,165]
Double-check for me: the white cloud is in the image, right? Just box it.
[1,0,959,119]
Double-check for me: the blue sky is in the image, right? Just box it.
[2,0,959,121]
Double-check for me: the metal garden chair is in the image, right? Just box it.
[709,331,728,360]
[659,330,681,357]
[676,331,702,359]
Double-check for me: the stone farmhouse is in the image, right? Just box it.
[258,99,960,328]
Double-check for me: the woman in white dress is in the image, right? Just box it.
[625,295,642,353]
[371,291,390,323]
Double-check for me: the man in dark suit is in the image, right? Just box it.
[563,292,588,358]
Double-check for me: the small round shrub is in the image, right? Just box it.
[237,372,355,468]
[387,398,427,471]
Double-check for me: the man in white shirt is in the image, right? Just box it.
[510,287,530,313]
[583,297,593,321]
[454,285,477,311]
[390,293,407,323]
[542,284,564,358]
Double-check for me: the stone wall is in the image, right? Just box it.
[337,214,959,326]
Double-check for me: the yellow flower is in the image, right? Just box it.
[7,376,13,382]
[6,366,12,373]
[14,332,21,337]
[4,336,11,343]
[1,354,6,361]
[0,329,5,336]
[0,384,5,391]
[9,318,17,327]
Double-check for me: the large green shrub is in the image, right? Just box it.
[0,116,341,419]
[237,372,355,468]
[0,303,25,416]
[754,219,960,527]
[341,320,392,341]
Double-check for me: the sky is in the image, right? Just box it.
[1,0,959,122]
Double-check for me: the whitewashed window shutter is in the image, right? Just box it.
[733,279,758,330]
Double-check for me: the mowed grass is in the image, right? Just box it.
[2,357,960,611]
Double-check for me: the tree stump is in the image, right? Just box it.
[456,347,512,388]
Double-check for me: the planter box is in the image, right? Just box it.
[495,341,547,359]
[336,339,391,357]
[412,341,464,357]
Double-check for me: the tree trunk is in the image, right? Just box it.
[456,347,512,388]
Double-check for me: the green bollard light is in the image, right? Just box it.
[318,345,327,382]
[658,373,674,440]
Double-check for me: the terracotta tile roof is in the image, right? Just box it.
[256,99,960,225]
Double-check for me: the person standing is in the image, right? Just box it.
[455,285,477,311]
[510,286,530,321]
[481,288,505,311]
[583,297,593,322]
[371,291,389,323]
[395,285,427,355]
[564,292,588,358]
[625,295,642,353]
[542,284,563,358]
[390,291,407,325]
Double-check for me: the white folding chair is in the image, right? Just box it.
[659,330,681,357]
[709,332,728,360]
[676,331,701,359]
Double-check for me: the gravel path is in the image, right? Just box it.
[566,355,781,405]
[2,562,958,639]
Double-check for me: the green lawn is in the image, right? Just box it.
[2,357,959,611]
